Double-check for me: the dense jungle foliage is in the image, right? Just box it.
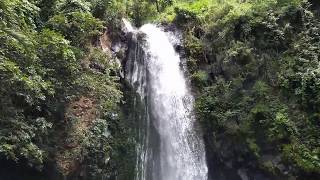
[157,0,320,179]
[0,0,136,179]
[0,0,320,179]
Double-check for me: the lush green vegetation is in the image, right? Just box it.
[156,0,320,179]
[0,0,135,179]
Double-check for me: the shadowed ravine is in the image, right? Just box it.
[124,19,208,180]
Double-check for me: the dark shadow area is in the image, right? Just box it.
[0,158,47,180]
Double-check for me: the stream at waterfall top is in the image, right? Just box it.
[123,19,208,180]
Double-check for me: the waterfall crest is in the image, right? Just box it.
[125,20,208,180]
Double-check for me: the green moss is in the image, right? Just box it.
[191,70,208,88]
[283,143,320,173]
[261,161,277,175]
[247,138,260,158]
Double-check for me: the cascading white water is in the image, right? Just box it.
[124,20,208,180]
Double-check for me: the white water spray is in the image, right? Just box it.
[124,19,208,180]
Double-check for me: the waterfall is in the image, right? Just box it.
[124,20,208,180]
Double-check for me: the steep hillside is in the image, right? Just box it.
[158,0,320,179]
[0,0,135,179]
